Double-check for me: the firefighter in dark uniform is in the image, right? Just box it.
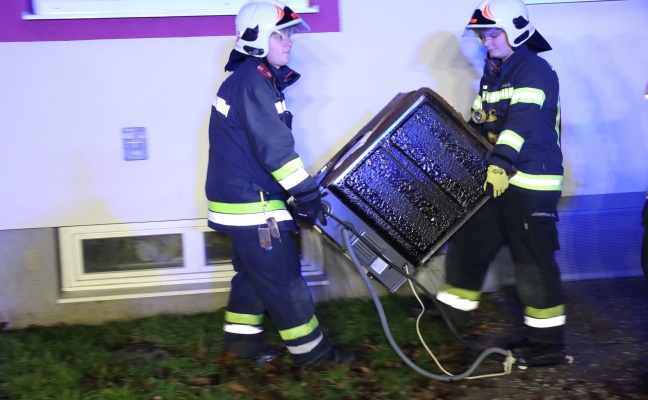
[205,0,353,367]
[436,0,567,367]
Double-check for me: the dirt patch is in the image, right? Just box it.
[448,276,648,399]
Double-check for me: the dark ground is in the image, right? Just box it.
[441,276,648,399]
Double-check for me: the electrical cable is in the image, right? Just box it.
[341,228,513,381]
[322,206,514,381]
[324,209,481,352]
[405,265,515,379]
[406,264,459,377]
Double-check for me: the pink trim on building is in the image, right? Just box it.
[1,0,339,42]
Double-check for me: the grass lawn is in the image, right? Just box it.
[0,295,487,400]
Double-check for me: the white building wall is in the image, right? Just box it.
[0,0,646,328]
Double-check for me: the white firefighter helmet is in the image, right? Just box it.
[466,0,551,52]
[234,0,310,57]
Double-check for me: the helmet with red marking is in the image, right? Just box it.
[466,0,551,52]
[234,0,310,57]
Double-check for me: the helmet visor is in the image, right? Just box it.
[276,5,310,33]
[479,28,504,42]
[462,27,504,45]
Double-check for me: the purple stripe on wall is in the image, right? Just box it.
[1,0,339,42]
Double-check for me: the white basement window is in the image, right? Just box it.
[58,219,327,303]
[24,0,318,20]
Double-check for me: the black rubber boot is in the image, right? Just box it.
[223,339,286,364]
[222,332,264,359]
[507,338,568,368]
[301,347,356,368]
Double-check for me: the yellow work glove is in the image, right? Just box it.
[483,165,509,198]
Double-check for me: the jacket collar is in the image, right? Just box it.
[227,53,301,91]
[224,50,248,72]
[485,44,531,79]
[499,44,530,74]
[266,62,301,91]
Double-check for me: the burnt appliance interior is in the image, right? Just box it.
[314,87,493,292]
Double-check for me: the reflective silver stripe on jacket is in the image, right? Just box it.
[509,171,563,191]
[275,100,287,114]
[278,168,310,191]
[214,96,230,117]
[208,209,293,227]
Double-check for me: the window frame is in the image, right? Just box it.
[58,219,327,300]
[59,220,232,292]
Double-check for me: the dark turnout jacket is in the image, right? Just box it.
[206,55,319,232]
[469,44,564,193]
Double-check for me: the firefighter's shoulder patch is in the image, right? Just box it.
[256,63,272,79]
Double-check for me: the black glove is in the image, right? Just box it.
[292,189,327,227]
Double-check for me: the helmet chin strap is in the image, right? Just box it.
[486,44,515,75]
[485,57,502,76]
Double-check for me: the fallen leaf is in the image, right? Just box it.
[204,373,221,385]
[191,377,212,385]
[217,351,238,365]
[351,365,371,375]
[227,381,249,393]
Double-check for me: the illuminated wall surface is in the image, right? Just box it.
[0,0,646,231]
